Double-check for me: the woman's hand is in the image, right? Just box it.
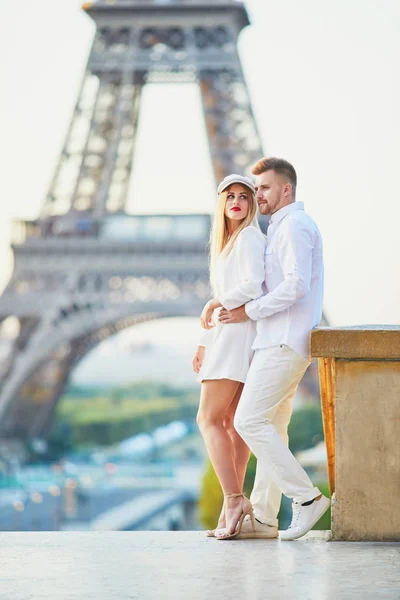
[200,298,222,330]
[192,346,205,373]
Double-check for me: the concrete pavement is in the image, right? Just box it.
[0,531,399,599]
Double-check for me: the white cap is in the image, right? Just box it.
[217,173,256,196]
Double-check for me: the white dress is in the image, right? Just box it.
[198,226,267,383]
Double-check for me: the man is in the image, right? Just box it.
[219,157,330,540]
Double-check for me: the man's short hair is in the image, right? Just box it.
[251,157,297,196]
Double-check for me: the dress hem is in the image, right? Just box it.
[198,376,246,384]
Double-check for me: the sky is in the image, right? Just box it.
[1,0,400,348]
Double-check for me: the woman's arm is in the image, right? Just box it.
[219,227,266,310]
[192,326,214,374]
[200,298,222,330]
[192,345,205,374]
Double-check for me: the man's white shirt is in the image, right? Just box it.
[245,202,324,360]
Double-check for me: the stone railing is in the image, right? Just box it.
[311,325,400,542]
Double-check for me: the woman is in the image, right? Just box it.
[192,173,266,540]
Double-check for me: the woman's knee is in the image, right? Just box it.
[196,409,205,429]
[197,408,224,430]
[223,413,234,434]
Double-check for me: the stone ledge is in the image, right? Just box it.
[311,325,400,359]
[0,531,399,599]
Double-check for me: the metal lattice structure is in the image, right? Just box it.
[0,0,264,441]
[42,0,263,218]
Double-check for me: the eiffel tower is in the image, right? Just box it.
[0,0,264,443]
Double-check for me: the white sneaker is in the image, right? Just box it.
[280,495,330,541]
[236,514,278,539]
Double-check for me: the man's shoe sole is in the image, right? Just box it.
[280,497,331,541]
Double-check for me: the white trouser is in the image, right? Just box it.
[234,344,321,527]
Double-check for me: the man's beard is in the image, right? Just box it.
[259,202,271,215]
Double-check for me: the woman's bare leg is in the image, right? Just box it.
[225,383,251,488]
[213,383,251,531]
[197,379,242,492]
[197,379,251,535]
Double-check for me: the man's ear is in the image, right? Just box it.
[284,182,292,197]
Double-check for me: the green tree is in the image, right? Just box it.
[198,460,223,529]
[287,404,324,454]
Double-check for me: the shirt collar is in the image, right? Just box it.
[270,201,304,225]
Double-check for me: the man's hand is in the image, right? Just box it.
[218,305,249,324]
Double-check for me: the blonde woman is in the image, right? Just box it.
[192,173,266,540]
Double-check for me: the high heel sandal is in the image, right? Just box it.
[215,492,255,541]
[206,525,221,537]
[206,502,225,537]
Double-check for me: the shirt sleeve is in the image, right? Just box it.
[219,227,266,311]
[198,328,214,348]
[245,219,314,320]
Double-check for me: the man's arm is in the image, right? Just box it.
[245,219,314,321]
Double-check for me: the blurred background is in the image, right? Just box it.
[0,0,398,533]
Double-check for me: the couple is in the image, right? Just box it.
[192,156,330,541]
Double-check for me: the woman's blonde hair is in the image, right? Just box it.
[209,183,261,294]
